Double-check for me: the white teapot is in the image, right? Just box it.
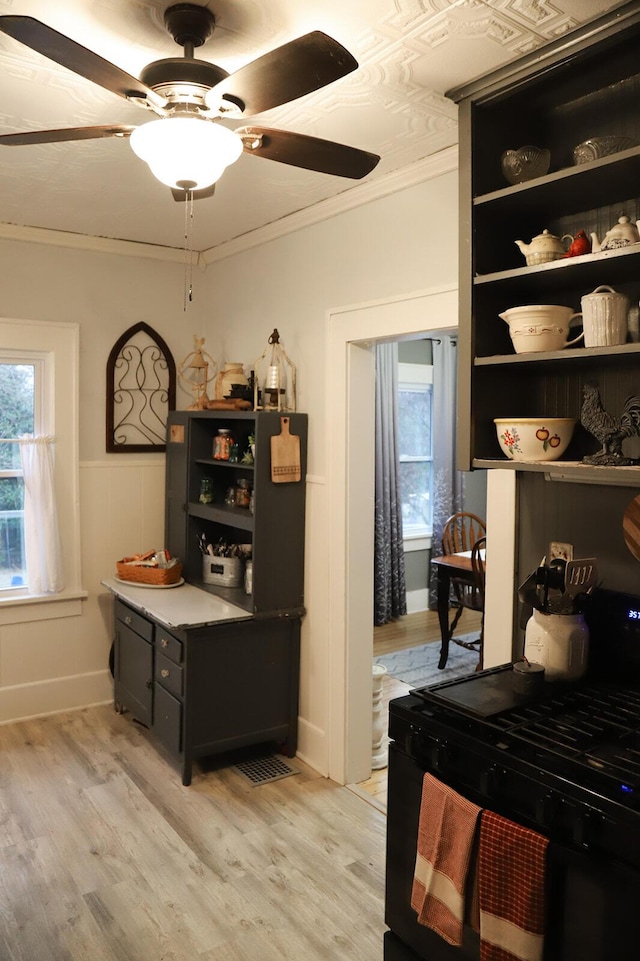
[591,215,640,252]
[515,229,571,266]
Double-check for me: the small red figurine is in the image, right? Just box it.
[562,229,591,257]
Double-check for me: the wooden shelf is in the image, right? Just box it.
[473,458,640,487]
[188,501,254,531]
[475,244,640,289]
[474,343,640,366]
[473,146,640,217]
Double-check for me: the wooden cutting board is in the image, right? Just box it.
[623,494,640,560]
[271,416,301,483]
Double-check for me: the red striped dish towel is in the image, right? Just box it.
[478,810,549,961]
[411,773,481,945]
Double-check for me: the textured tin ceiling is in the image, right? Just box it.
[0,0,625,252]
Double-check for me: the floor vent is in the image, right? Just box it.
[232,754,298,786]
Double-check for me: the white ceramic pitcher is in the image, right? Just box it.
[523,609,589,681]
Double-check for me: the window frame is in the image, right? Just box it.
[0,319,85,622]
[0,352,44,595]
[397,360,434,547]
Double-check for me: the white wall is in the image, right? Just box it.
[0,238,196,722]
[0,155,460,778]
[200,162,460,777]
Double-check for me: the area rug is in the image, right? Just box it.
[374,633,480,688]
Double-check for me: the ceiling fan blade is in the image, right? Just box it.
[0,15,167,109]
[171,184,216,202]
[206,32,357,116]
[237,126,380,180]
[0,125,135,146]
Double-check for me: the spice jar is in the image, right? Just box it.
[224,487,236,506]
[235,478,252,508]
[213,428,234,461]
[199,478,214,504]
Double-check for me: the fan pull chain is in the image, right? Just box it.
[183,189,195,311]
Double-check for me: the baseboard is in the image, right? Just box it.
[0,669,113,724]
[295,716,327,778]
[406,588,430,614]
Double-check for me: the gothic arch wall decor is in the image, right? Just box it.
[106,322,176,453]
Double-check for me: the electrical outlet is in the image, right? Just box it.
[548,542,573,563]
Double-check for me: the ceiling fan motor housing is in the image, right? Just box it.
[164,4,215,48]
[139,57,229,98]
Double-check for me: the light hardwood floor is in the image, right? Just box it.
[354,608,483,812]
[0,706,387,961]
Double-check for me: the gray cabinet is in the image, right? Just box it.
[166,410,307,613]
[113,595,300,785]
[449,3,640,487]
[112,408,307,784]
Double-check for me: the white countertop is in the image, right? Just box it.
[101,578,252,629]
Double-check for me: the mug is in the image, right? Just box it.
[574,285,629,347]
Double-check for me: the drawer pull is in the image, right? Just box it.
[125,616,132,625]
[161,638,168,648]
[161,668,170,678]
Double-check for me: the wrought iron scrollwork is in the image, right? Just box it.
[106,323,176,452]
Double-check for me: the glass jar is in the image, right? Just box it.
[199,478,214,504]
[224,486,236,506]
[244,560,253,594]
[235,478,252,508]
[213,428,234,460]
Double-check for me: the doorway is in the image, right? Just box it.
[326,285,516,786]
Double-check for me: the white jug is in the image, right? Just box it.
[523,609,589,681]
[574,285,629,348]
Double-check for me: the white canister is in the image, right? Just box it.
[523,609,589,681]
[577,285,629,347]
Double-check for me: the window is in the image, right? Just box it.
[0,319,83,616]
[397,361,433,541]
[0,358,40,591]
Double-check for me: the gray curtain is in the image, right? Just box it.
[429,336,463,606]
[374,342,407,626]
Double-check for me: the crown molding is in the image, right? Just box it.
[0,222,186,263]
[0,145,458,265]
[200,145,458,265]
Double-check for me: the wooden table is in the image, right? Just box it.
[430,552,479,670]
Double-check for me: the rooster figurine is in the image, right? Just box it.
[562,229,591,258]
[581,384,640,465]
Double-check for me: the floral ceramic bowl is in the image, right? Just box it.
[494,418,576,462]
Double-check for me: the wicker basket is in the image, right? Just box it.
[116,559,183,586]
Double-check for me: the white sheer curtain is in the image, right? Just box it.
[19,435,65,594]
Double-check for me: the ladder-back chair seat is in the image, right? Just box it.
[439,512,486,668]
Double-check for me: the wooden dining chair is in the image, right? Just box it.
[440,512,486,666]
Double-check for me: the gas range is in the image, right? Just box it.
[407,666,640,813]
[387,590,640,871]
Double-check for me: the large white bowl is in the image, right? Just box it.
[494,418,576,462]
[499,305,582,354]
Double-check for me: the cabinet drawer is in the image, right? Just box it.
[154,684,182,756]
[155,627,183,665]
[155,651,184,699]
[114,599,153,642]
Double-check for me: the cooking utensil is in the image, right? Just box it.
[564,558,598,596]
[270,416,301,483]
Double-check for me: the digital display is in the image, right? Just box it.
[628,610,640,620]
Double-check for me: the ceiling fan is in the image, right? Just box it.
[0,4,380,201]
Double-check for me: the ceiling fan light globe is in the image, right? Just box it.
[129,117,242,189]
